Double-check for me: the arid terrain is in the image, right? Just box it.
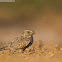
[0,0,62,62]
[0,40,62,62]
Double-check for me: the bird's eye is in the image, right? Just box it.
[28,32,30,33]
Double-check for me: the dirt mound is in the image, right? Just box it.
[0,40,62,62]
[0,40,62,57]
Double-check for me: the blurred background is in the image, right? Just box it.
[0,0,62,44]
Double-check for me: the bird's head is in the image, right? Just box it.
[22,29,35,38]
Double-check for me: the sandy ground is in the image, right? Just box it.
[0,41,62,62]
[0,54,62,62]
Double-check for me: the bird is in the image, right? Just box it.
[3,29,35,52]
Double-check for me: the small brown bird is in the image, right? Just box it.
[3,29,35,52]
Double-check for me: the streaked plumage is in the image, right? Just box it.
[0,30,35,52]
